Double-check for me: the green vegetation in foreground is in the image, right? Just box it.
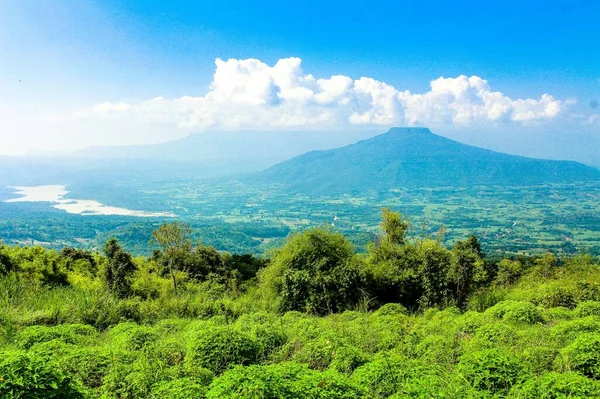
[1,210,600,398]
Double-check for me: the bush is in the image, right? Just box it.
[0,351,85,398]
[545,306,573,321]
[486,300,544,324]
[509,372,600,398]
[186,325,260,374]
[261,228,364,315]
[16,324,96,349]
[574,301,600,318]
[457,348,527,393]
[61,347,130,390]
[456,311,492,335]
[558,333,600,378]
[469,323,517,350]
[350,355,409,398]
[108,323,159,351]
[552,316,600,343]
[373,303,408,316]
[152,375,213,399]
[414,335,459,364]
[206,362,363,399]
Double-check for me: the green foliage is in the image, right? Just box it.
[103,238,137,298]
[380,207,410,245]
[264,227,363,315]
[152,376,212,399]
[186,325,260,374]
[0,351,85,398]
[509,372,600,398]
[495,259,523,286]
[1,216,600,399]
[574,300,600,318]
[458,348,528,393]
[206,362,363,399]
[559,333,600,378]
[485,300,544,324]
[373,303,408,316]
[16,324,96,349]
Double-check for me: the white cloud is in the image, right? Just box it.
[73,57,565,132]
[1,57,579,155]
[584,114,600,126]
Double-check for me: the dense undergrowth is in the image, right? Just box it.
[1,210,600,398]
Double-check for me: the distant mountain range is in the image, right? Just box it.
[69,130,380,174]
[253,127,600,193]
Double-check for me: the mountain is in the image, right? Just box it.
[253,127,600,193]
[70,130,381,175]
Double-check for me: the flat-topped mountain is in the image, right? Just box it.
[253,127,600,193]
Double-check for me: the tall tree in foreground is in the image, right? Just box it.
[260,227,363,315]
[103,238,136,298]
[151,222,192,293]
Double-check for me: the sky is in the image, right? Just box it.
[0,0,599,157]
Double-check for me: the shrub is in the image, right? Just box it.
[544,306,573,321]
[574,301,600,318]
[457,348,527,393]
[552,316,600,343]
[16,324,96,349]
[206,363,299,398]
[328,345,369,374]
[466,287,506,312]
[469,323,517,350]
[486,300,544,324]
[206,362,363,399]
[521,345,559,375]
[262,228,364,315]
[108,323,159,351]
[414,335,459,364]
[61,347,131,390]
[152,375,213,399]
[278,335,341,370]
[531,286,577,309]
[373,303,408,316]
[509,372,600,398]
[0,351,85,398]
[558,333,600,378]
[186,326,260,374]
[494,259,523,286]
[456,311,492,335]
[350,355,409,397]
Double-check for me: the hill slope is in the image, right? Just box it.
[254,127,600,193]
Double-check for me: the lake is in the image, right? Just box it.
[5,185,175,217]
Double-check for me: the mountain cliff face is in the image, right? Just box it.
[253,127,600,193]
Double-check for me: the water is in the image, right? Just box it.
[5,185,175,217]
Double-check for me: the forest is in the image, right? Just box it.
[1,209,600,398]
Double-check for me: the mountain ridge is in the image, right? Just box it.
[252,127,600,193]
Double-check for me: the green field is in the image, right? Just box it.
[2,181,600,256]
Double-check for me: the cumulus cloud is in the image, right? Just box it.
[73,57,564,132]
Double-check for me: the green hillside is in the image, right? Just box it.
[255,128,600,193]
[2,214,600,398]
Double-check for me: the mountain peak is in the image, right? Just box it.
[386,127,433,135]
[254,128,600,193]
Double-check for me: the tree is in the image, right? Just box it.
[365,209,421,308]
[103,238,136,298]
[261,227,363,315]
[151,222,192,292]
[418,239,452,307]
[449,234,486,308]
[380,207,410,245]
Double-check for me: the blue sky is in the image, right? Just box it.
[0,0,599,155]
